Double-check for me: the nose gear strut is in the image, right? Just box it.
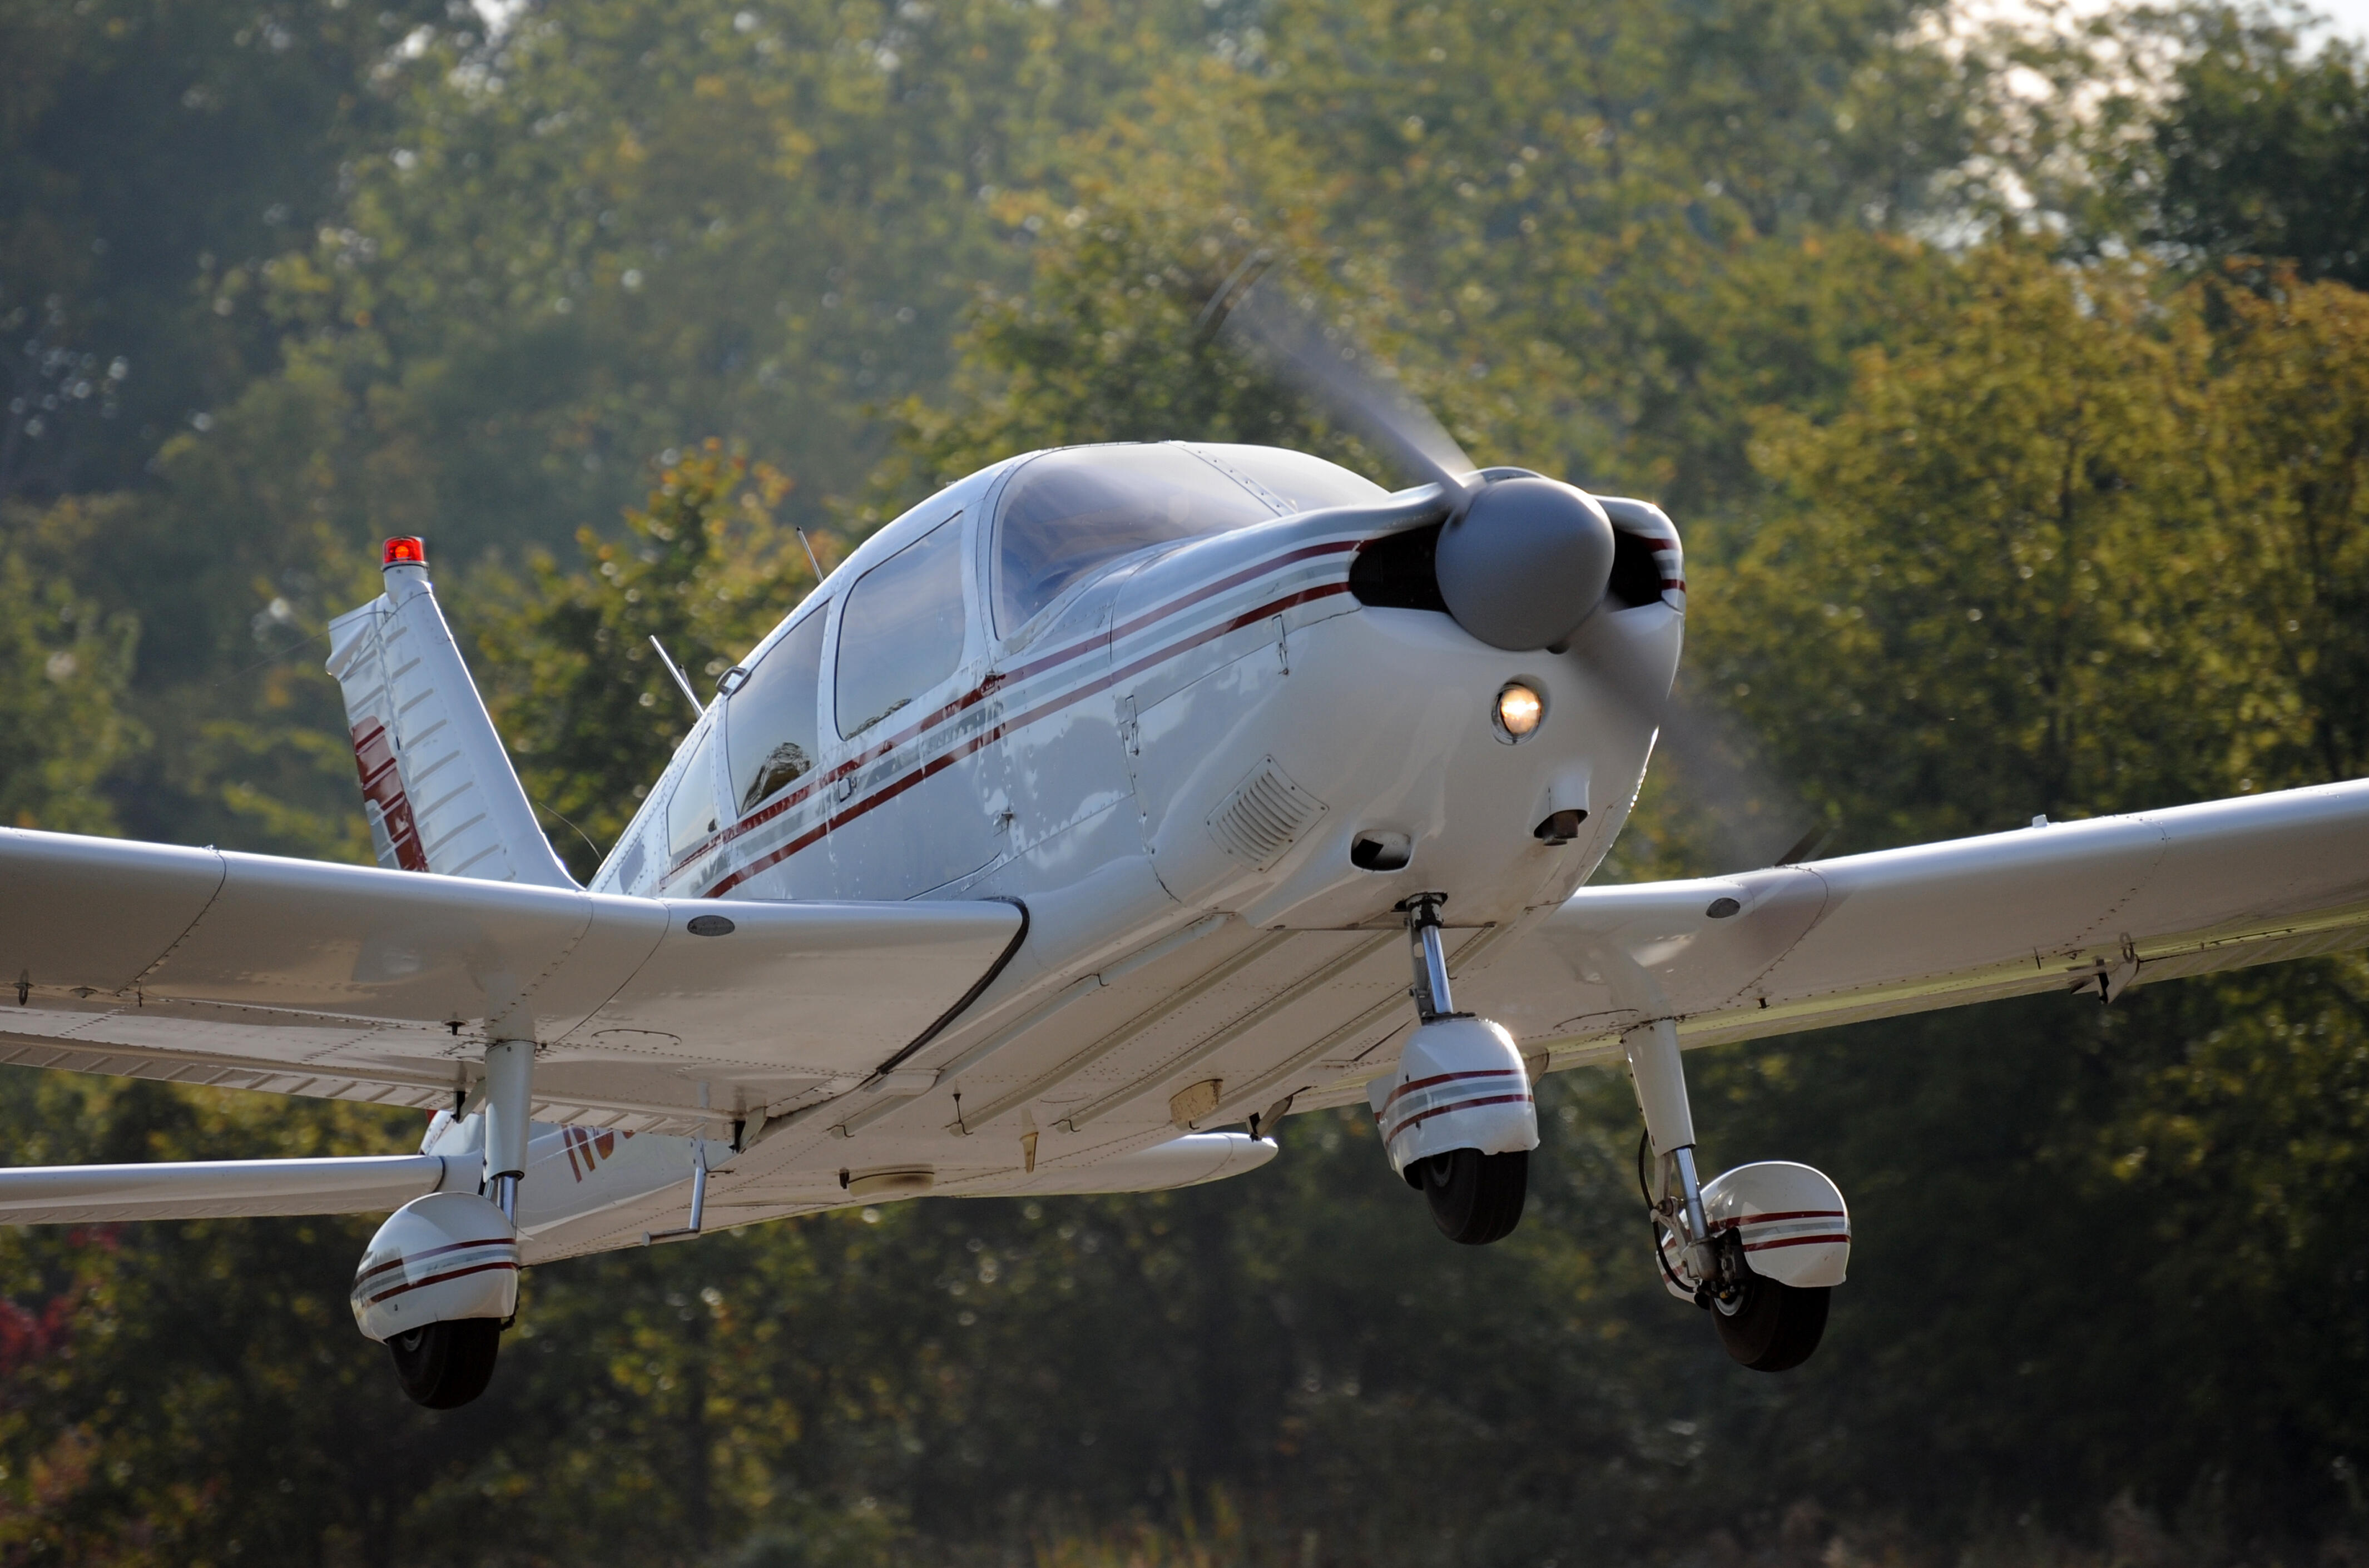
[1404,891,1459,1022]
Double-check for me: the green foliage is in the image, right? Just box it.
[0,502,139,832]
[0,0,446,504]
[0,1076,441,1567]
[472,441,819,880]
[1702,250,2369,847]
[2139,7,2369,289]
[2,0,2368,1563]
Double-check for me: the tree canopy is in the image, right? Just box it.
[2,0,2367,1562]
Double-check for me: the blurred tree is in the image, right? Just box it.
[0,500,140,833]
[2138,7,2369,289]
[470,440,816,881]
[1676,246,2369,1534]
[0,0,445,506]
[0,1075,475,1568]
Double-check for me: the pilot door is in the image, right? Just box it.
[816,506,1009,900]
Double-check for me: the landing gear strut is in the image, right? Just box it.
[353,1037,534,1411]
[1627,1018,1848,1371]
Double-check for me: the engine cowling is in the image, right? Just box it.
[350,1190,519,1343]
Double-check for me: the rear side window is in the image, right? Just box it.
[726,607,828,814]
[665,722,720,861]
[836,514,967,740]
[993,446,1279,633]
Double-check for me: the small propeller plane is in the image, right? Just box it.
[3,298,2366,1411]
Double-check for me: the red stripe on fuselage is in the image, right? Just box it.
[670,537,1361,879]
[694,550,1360,897]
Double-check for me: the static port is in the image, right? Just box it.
[1350,830,1413,871]
[1495,682,1544,741]
[1534,809,1587,844]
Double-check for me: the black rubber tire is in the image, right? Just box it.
[1419,1148,1528,1245]
[1713,1276,1830,1371]
[387,1318,502,1409]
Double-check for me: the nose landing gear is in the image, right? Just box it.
[1371,895,1541,1244]
[1415,1146,1529,1245]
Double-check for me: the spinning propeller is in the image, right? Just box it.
[1202,258,1822,872]
[1202,260,1618,654]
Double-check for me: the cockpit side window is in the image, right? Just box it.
[665,720,720,862]
[725,604,828,815]
[835,513,967,740]
[992,446,1281,634]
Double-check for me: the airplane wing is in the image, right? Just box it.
[0,826,1025,1135]
[1459,777,2369,1072]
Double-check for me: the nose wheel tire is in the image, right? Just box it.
[388,1318,502,1409]
[1713,1275,1829,1371]
[1419,1148,1528,1245]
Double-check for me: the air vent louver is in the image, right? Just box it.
[1206,757,1327,870]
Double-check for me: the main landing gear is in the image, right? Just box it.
[350,1038,533,1411]
[1627,1017,1852,1371]
[1370,895,1540,1246]
[388,1318,504,1409]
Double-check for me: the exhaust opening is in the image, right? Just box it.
[1534,809,1588,845]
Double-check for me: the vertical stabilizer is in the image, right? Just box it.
[325,537,577,887]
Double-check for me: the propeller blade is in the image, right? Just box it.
[1649,683,1829,873]
[1199,254,1820,873]
[1202,255,1477,512]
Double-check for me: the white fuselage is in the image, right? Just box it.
[557,445,1682,1248]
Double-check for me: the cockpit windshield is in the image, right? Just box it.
[990,445,1383,634]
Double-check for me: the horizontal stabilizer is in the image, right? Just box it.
[0,1153,450,1225]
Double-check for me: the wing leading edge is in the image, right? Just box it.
[1463,777,2369,1070]
[0,826,1025,1133]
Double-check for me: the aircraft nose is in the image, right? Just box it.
[1433,477,1618,651]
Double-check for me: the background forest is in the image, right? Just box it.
[3,0,2368,1562]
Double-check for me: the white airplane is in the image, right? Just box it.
[3,316,2366,1412]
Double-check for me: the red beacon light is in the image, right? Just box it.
[383,537,427,568]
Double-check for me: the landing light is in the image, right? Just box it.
[1495,682,1544,741]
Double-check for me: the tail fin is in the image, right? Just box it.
[325,537,577,887]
